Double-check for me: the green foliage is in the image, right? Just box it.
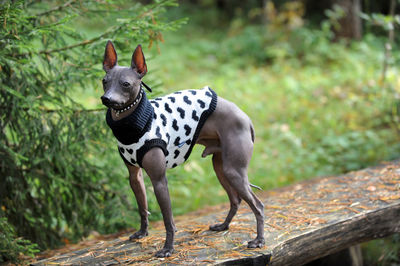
[360,11,400,31]
[362,234,400,265]
[0,0,185,257]
[324,4,346,32]
[0,218,39,263]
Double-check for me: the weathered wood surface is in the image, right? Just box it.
[33,161,400,265]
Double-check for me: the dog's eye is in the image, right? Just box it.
[102,78,107,85]
[122,82,130,87]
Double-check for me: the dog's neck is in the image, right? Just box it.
[106,90,154,145]
[110,88,144,121]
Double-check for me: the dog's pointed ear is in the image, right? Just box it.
[131,44,147,77]
[103,40,118,71]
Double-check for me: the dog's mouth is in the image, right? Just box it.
[102,89,143,114]
[101,99,123,110]
[104,101,133,112]
[101,96,132,110]
[110,103,127,110]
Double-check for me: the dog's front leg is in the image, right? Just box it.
[125,163,149,240]
[142,147,175,258]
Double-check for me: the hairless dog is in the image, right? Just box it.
[101,41,265,258]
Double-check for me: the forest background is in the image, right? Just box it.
[0,0,399,264]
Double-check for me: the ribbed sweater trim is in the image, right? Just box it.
[106,91,154,145]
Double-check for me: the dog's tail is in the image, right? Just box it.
[250,123,255,143]
[250,183,262,190]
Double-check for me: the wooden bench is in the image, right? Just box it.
[33,161,400,265]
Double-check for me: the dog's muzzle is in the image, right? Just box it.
[101,95,122,109]
[101,95,112,106]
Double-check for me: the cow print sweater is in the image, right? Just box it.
[106,86,217,169]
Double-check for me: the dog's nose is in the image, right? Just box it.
[101,95,111,106]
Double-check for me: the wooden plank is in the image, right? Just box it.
[33,161,400,265]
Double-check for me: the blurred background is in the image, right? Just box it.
[0,0,399,264]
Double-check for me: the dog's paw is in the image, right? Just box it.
[155,247,174,258]
[209,223,229,231]
[129,230,148,240]
[247,238,265,248]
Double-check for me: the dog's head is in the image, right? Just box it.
[100,41,147,110]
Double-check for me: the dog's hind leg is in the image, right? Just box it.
[223,162,265,248]
[209,152,242,231]
[220,130,265,248]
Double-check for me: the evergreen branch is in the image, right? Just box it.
[16,3,161,58]
[42,107,106,113]
[41,107,105,113]
[21,167,126,198]
[17,26,122,57]
[39,36,106,55]
[0,106,106,113]
[35,0,77,17]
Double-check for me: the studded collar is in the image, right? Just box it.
[112,89,143,118]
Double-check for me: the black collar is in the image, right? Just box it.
[141,81,152,92]
[106,90,154,145]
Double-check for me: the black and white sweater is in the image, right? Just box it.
[106,86,217,169]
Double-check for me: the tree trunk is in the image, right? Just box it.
[332,0,362,40]
[381,0,396,83]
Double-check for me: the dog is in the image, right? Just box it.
[100,41,265,258]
